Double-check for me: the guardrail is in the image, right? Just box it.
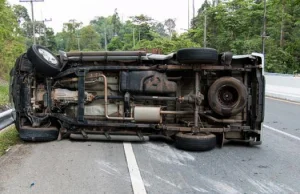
[0,109,15,131]
[265,73,300,102]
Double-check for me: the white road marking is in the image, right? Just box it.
[123,143,147,194]
[266,91,300,98]
[266,96,300,106]
[264,124,300,141]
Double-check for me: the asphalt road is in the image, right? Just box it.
[0,98,300,194]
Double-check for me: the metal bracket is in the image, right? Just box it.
[220,132,226,148]
[46,78,52,112]
[104,131,111,140]
[137,130,145,141]
[75,69,88,123]
[81,130,88,139]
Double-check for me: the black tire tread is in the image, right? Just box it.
[19,126,58,142]
[177,48,218,64]
[27,45,60,77]
[208,76,248,116]
[175,133,216,151]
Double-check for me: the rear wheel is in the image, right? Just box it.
[176,48,218,64]
[175,132,216,151]
[27,45,61,77]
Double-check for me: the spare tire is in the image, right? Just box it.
[177,48,218,64]
[208,77,248,117]
[175,132,216,151]
[27,45,61,77]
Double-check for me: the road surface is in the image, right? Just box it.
[0,98,300,194]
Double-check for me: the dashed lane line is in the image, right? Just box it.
[264,124,300,141]
[123,142,147,194]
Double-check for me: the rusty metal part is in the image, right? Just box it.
[200,113,243,123]
[160,111,194,115]
[167,76,182,81]
[133,96,177,101]
[51,113,156,128]
[101,74,134,121]
[194,72,200,128]
[54,65,253,79]
[164,126,230,133]
[66,51,146,57]
[70,133,149,141]
[220,133,226,148]
[102,72,196,122]
[178,93,204,105]
[52,88,94,103]
[120,71,177,94]
[134,107,161,123]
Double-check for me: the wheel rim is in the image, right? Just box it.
[217,85,239,107]
[38,48,58,65]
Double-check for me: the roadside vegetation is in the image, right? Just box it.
[2,0,300,76]
[0,126,20,156]
[0,85,9,107]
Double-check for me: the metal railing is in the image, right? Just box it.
[0,109,15,131]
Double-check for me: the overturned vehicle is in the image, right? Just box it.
[10,45,265,151]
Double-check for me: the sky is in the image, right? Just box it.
[7,0,205,34]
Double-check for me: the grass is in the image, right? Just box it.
[0,126,21,156]
[0,85,9,106]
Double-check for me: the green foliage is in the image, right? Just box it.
[108,36,124,51]
[0,126,20,156]
[0,85,9,106]
[80,25,101,51]
[0,0,26,80]
[135,33,200,54]
[3,0,300,79]
[190,0,300,73]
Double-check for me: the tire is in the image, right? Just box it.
[18,126,59,142]
[27,45,61,77]
[176,48,218,64]
[175,132,216,151]
[208,77,248,117]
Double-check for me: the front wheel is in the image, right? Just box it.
[15,115,59,142]
[27,45,61,77]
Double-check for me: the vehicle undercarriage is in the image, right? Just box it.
[10,45,265,151]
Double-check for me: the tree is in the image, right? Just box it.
[112,9,121,36]
[108,36,124,51]
[130,14,153,26]
[13,4,30,23]
[90,16,114,49]
[0,0,26,79]
[80,25,101,51]
[130,14,154,42]
[135,33,200,54]
[153,22,168,37]
[164,18,176,39]
[61,19,83,51]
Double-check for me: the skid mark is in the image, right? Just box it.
[143,143,195,166]
[140,169,182,189]
[248,179,294,194]
[192,186,209,193]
